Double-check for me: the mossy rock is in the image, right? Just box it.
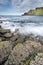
[0,41,10,48]
[0,41,4,48]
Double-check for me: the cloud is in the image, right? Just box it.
[0,0,43,14]
[11,0,23,6]
[11,0,43,12]
[0,0,11,11]
[0,0,9,4]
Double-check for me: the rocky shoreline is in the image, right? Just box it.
[0,25,43,65]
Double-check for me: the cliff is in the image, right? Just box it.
[23,7,43,16]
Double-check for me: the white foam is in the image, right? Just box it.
[19,26,43,36]
[0,21,43,36]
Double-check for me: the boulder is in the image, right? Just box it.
[0,21,3,23]
[0,28,10,34]
[24,40,43,52]
[4,40,43,65]
[11,32,25,43]
[4,33,12,38]
[4,43,31,65]
[0,41,12,65]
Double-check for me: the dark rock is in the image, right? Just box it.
[0,29,10,34]
[0,37,6,41]
[14,29,19,34]
[0,21,3,23]
[10,34,19,42]
[0,26,1,28]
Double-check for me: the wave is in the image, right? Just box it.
[0,20,43,36]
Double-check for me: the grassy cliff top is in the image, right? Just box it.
[23,7,43,16]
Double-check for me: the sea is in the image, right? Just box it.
[0,16,43,36]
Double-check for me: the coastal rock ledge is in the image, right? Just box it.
[0,26,43,65]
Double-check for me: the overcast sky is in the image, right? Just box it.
[0,0,43,15]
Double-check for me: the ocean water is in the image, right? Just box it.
[0,16,43,36]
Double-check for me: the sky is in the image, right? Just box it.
[0,0,43,15]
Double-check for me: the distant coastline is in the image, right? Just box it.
[22,7,43,16]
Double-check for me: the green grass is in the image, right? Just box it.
[23,8,43,16]
[34,9,43,15]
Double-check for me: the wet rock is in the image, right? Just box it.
[0,26,2,28]
[0,27,12,41]
[39,36,43,45]
[15,29,19,33]
[4,33,12,38]
[0,28,10,34]
[12,32,25,43]
[0,21,3,23]
[10,33,19,42]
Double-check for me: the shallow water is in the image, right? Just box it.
[0,16,43,36]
